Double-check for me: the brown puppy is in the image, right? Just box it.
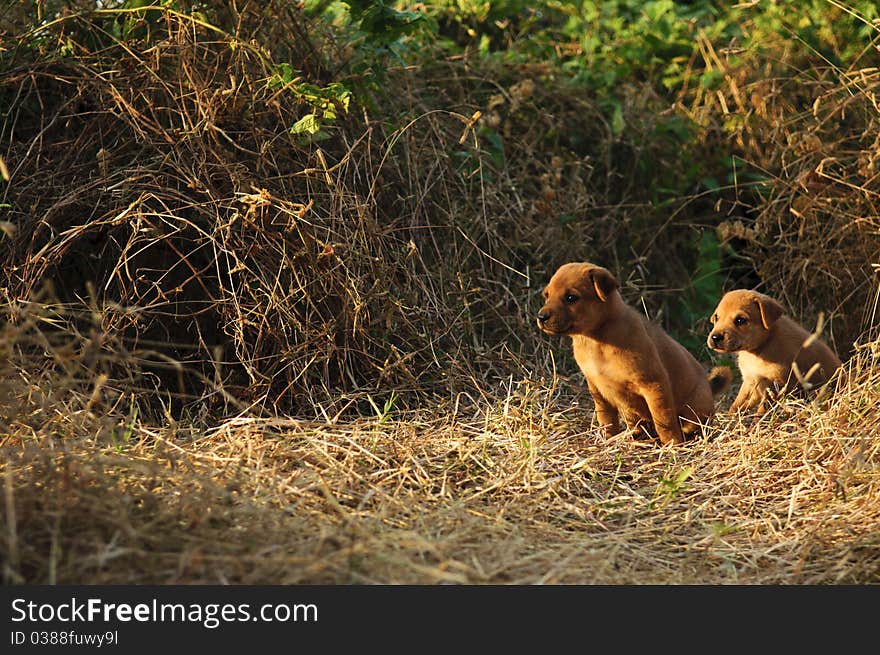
[537,262,731,445]
[707,289,842,413]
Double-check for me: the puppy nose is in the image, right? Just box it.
[710,332,724,345]
[537,310,550,324]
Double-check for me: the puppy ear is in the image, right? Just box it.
[589,267,619,302]
[755,295,784,330]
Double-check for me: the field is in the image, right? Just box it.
[2,0,879,584]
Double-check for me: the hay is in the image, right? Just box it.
[3,301,879,584]
[1,5,736,417]
[693,47,880,354]
[2,4,879,585]
[0,5,526,415]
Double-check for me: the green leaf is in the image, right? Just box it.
[278,63,297,85]
[290,113,321,135]
[699,69,724,90]
[700,176,720,191]
[611,102,625,135]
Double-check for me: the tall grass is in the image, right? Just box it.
[1,1,878,584]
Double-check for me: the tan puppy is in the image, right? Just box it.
[707,289,842,413]
[537,262,731,445]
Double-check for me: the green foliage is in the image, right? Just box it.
[652,465,694,509]
[403,0,880,142]
[344,0,429,45]
[305,0,433,67]
[673,230,725,354]
[367,391,399,423]
[106,0,183,42]
[269,63,352,143]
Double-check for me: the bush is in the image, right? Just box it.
[2,0,877,420]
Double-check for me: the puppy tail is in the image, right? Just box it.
[708,366,733,396]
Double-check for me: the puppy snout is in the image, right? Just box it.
[537,310,551,324]
[710,332,725,346]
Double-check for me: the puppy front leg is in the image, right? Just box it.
[642,382,683,445]
[729,383,753,412]
[586,380,620,437]
[730,378,768,413]
[755,381,777,414]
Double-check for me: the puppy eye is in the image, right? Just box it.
[564,293,579,304]
[734,316,748,326]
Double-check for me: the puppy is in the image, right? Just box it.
[707,289,842,413]
[537,262,731,445]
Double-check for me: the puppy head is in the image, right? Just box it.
[537,262,619,336]
[707,289,785,353]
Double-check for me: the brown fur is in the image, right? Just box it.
[537,262,731,445]
[708,289,842,413]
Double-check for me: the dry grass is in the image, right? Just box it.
[0,5,739,418]
[3,303,880,584]
[2,5,880,585]
[691,37,880,353]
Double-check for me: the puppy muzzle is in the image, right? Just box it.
[708,331,731,352]
[537,310,566,335]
